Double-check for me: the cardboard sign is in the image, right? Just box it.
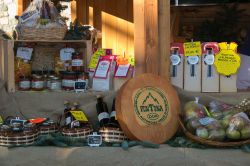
[16,47,33,60]
[74,80,87,92]
[88,49,105,70]
[184,42,202,56]
[214,42,241,76]
[94,58,111,79]
[60,48,75,61]
[70,111,88,122]
[115,64,130,77]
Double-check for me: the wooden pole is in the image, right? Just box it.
[159,0,170,79]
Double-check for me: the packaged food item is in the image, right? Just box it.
[18,76,31,91]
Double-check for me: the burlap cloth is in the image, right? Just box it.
[1,79,250,166]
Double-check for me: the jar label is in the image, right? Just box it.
[50,82,62,90]
[19,81,30,89]
[62,79,75,88]
[204,54,215,65]
[32,81,44,89]
[72,59,83,67]
[187,56,199,65]
[98,112,110,121]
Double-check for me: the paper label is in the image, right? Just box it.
[50,82,61,90]
[60,48,75,61]
[66,117,71,125]
[187,56,199,65]
[214,42,241,76]
[94,60,111,78]
[70,111,88,122]
[204,54,215,65]
[115,64,130,77]
[72,59,83,67]
[110,111,117,120]
[32,81,44,89]
[98,112,110,121]
[199,117,216,126]
[62,79,75,88]
[17,47,33,60]
[184,42,202,56]
[88,49,105,69]
[170,54,181,66]
[19,81,30,89]
[20,10,39,23]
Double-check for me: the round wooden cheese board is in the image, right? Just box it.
[116,73,180,144]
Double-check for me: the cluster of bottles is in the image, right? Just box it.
[96,95,119,128]
[63,101,88,128]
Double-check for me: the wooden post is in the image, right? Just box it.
[76,0,88,25]
[71,0,77,22]
[159,0,170,79]
[133,0,170,77]
[93,0,103,46]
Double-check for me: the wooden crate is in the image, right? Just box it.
[0,39,92,92]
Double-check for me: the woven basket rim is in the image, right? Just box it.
[178,116,250,147]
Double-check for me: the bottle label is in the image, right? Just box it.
[66,117,71,125]
[50,82,62,90]
[98,112,110,121]
[19,81,30,89]
[110,111,117,120]
[62,79,75,88]
[72,59,83,67]
[32,81,44,89]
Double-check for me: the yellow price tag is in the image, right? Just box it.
[128,56,135,66]
[214,42,241,76]
[184,42,202,56]
[88,49,105,69]
[70,111,88,122]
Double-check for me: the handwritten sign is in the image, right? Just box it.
[88,132,102,147]
[88,49,105,69]
[184,42,202,56]
[16,47,33,60]
[70,111,88,122]
[214,42,241,76]
[74,80,87,92]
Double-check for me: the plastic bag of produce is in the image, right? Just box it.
[184,97,208,122]
[209,100,232,120]
[226,112,250,140]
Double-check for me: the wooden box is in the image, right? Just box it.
[170,43,184,89]
[0,39,92,92]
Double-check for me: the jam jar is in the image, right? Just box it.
[50,76,62,91]
[61,72,78,91]
[71,52,84,72]
[31,75,44,91]
[18,76,31,91]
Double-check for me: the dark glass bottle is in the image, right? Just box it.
[109,98,119,128]
[96,95,110,127]
[64,101,72,127]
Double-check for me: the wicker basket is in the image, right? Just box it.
[16,26,67,41]
[39,124,58,135]
[61,126,93,139]
[99,127,128,143]
[178,117,250,147]
[0,130,39,146]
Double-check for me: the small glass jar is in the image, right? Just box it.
[50,76,62,91]
[31,75,44,91]
[71,52,84,72]
[19,76,31,91]
[46,75,55,89]
[62,72,77,91]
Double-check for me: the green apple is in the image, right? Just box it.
[208,129,226,141]
[196,127,209,139]
[241,125,250,139]
[226,128,241,140]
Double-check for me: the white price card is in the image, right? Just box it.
[94,60,111,78]
[16,47,33,60]
[60,48,75,61]
[115,64,130,77]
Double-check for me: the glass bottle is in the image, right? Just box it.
[96,95,110,127]
[109,98,119,128]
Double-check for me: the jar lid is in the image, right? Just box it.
[52,76,60,80]
[33,75,42,79]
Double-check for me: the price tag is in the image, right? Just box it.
[184,42,202,56]
[70,111,88,122]
[94,60,111,79]
[60,48,75,61]
[74,80,87,93]
[88,49,105,69]
[88,132,102,147]
[115,64,130,77]
[214,42,241,76]
[16,47,33,60]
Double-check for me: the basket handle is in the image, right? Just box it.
[178,115,188,133]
